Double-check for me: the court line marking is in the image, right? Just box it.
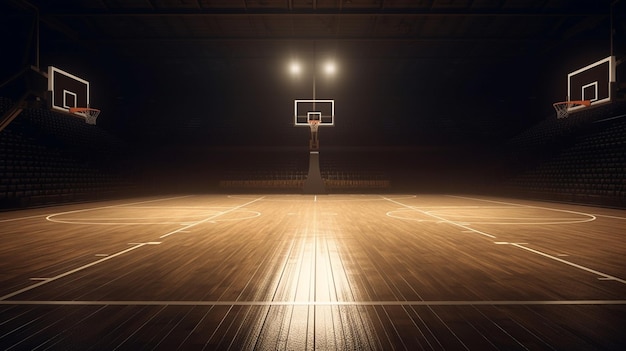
[1,196,265,302]
[0,214,48,223]
[427,214,589,220]
[159,196,265,238]
[594,214,626,220]
[121,206,237,209]
[46,220,205,226]
[446,195,597,223]
[43,195,195,224]
[228,194,417,202]
[385,211,436,222]
[45,210,261,226]
[1,300,624,306]
[426,215,595,225]
[52,214,222,220]
[405,206,517,209]
[509,243,626,285]
[384,196,626,285]
[206,211,262,222]
[382,196,496,238]
[0,243,149,301]
[387,208,593,225]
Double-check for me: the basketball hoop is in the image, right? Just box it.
[552,100,591,119]
[309,119,320,132]
[69,107,100,125]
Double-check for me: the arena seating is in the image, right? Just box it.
[502,100,626,207]
[0,97,137,208]
[1,95,623,208]
[218,148,391,192]
[320,150,390,191]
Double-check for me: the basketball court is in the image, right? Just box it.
[1,194,624,349]
[1,2,625,349]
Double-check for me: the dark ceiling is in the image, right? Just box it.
[2,0,623,147]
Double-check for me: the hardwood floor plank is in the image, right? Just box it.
[0,194,624,349]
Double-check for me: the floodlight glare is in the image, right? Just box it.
[324,62,336,75]
[289,62,301,75]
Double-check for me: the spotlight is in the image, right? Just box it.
[289,62,301,75]
[324,62,336,75]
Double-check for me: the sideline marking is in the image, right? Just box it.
[0,243,147,301]
[1,300,625,306]
[384,196,626,285]
[510,243,626,285]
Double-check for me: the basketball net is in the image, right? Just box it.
[553,102,570,119]
[552,100,591,119]
[309,120,320,132]
[69,107,100,125]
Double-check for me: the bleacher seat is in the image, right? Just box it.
[0,97,137,209]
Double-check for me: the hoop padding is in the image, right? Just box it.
[69,107,100,125]
[552,100,591,119]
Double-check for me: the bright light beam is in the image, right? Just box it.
[323,62,336,75]
[289,62,301,75]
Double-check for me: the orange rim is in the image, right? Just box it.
[69,107,101,113]
[552,100,591,108]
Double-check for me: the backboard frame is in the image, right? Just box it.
[567,56,615,112]
[47,66,90,115]
[294,99,335,127]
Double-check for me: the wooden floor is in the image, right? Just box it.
[0,194,625,350]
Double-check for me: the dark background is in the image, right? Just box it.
[2,0,623,149]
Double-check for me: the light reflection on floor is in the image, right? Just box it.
[1,194,624,349]
[244,207,379,350]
